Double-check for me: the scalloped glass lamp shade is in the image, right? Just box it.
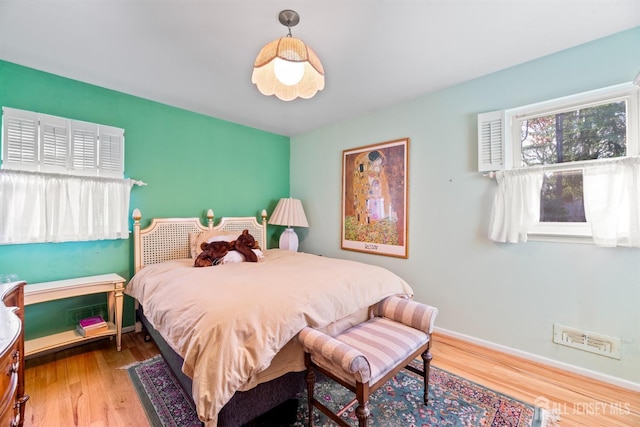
[252,36,325,101]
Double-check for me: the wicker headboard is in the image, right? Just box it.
[132,208,267,273]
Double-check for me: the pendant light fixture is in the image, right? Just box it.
[251,10,325,101]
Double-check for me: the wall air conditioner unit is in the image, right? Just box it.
[477,110,506,172]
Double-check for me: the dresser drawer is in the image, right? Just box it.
[0,367,18,426]
[0,345,19,408]
[0,389,18,427]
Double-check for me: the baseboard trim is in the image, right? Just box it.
[434,327,640,392]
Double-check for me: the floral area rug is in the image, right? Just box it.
[126,355,201,427]
[126,356,552,427]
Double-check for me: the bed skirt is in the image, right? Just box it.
[136,306,305,426]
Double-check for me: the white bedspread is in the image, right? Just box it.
[125,249,413,425]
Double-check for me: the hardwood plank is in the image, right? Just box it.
[24,334,152,427]
[431,332,640,427]
[23,331,640,426]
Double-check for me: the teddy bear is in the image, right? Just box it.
[232,229,259,262]
[194,240,231,267]
[193,229,260,267]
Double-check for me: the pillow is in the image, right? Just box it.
[189,230,240,258]
[220,249,265,264]
[219,251,244,264]
[253,249,265,260]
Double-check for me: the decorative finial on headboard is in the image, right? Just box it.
[261,209,267,226]
[132,208,142,223]
[207,209,214,229]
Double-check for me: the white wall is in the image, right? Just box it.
[290,26,640,385]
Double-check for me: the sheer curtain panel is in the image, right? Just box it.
[583,157,640,248]
[488,167,544,243]
[0,170,134,244]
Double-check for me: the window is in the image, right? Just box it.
[2,107,124,178]
[479,82,640,243]
[0,107,132,244]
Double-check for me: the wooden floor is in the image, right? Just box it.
[23,331,640,426]
[432,333,639,427]
[24,332,158,427]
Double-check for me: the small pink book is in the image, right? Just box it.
[78,315,107,330]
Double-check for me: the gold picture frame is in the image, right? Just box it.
[341,138,409,258]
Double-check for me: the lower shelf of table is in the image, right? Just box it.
[25,322,117,357]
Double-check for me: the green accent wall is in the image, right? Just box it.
[0,60,290,340]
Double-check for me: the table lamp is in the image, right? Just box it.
[268,198,309,251]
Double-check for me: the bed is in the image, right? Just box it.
[125,208,415,426]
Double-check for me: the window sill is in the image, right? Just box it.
[527,232,594,245]
[527,222,593,244]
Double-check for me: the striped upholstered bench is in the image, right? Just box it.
[298,295,438,427]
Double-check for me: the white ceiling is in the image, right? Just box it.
[1,1,639,137]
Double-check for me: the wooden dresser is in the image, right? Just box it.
[0,281,28,427]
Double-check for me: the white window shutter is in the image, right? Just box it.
[3,108,125,178]
[71,121,98,176]
[2,107,39,171]
[39,114,70,173]
[98,125,124,178]
[477,110,506,172]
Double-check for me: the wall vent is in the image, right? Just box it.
[553,324,621,359]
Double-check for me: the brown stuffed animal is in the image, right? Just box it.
[193,229,260,267]
[194,240,231,267]
[232,229,259,263]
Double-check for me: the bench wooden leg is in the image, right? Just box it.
[422,343,433,404]
[304,353,316,427]
[355,382,370,427]
[356,403,370,427]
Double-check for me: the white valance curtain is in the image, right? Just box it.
[583,157,640,247]
[0,169,134,244]
[488,167,544,243]
[489,157,640,247]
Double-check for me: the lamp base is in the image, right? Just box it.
[279,227,299,252]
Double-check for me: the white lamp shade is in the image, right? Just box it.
[268,198,309,227]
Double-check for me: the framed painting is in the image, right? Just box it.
[341,138,409,258]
